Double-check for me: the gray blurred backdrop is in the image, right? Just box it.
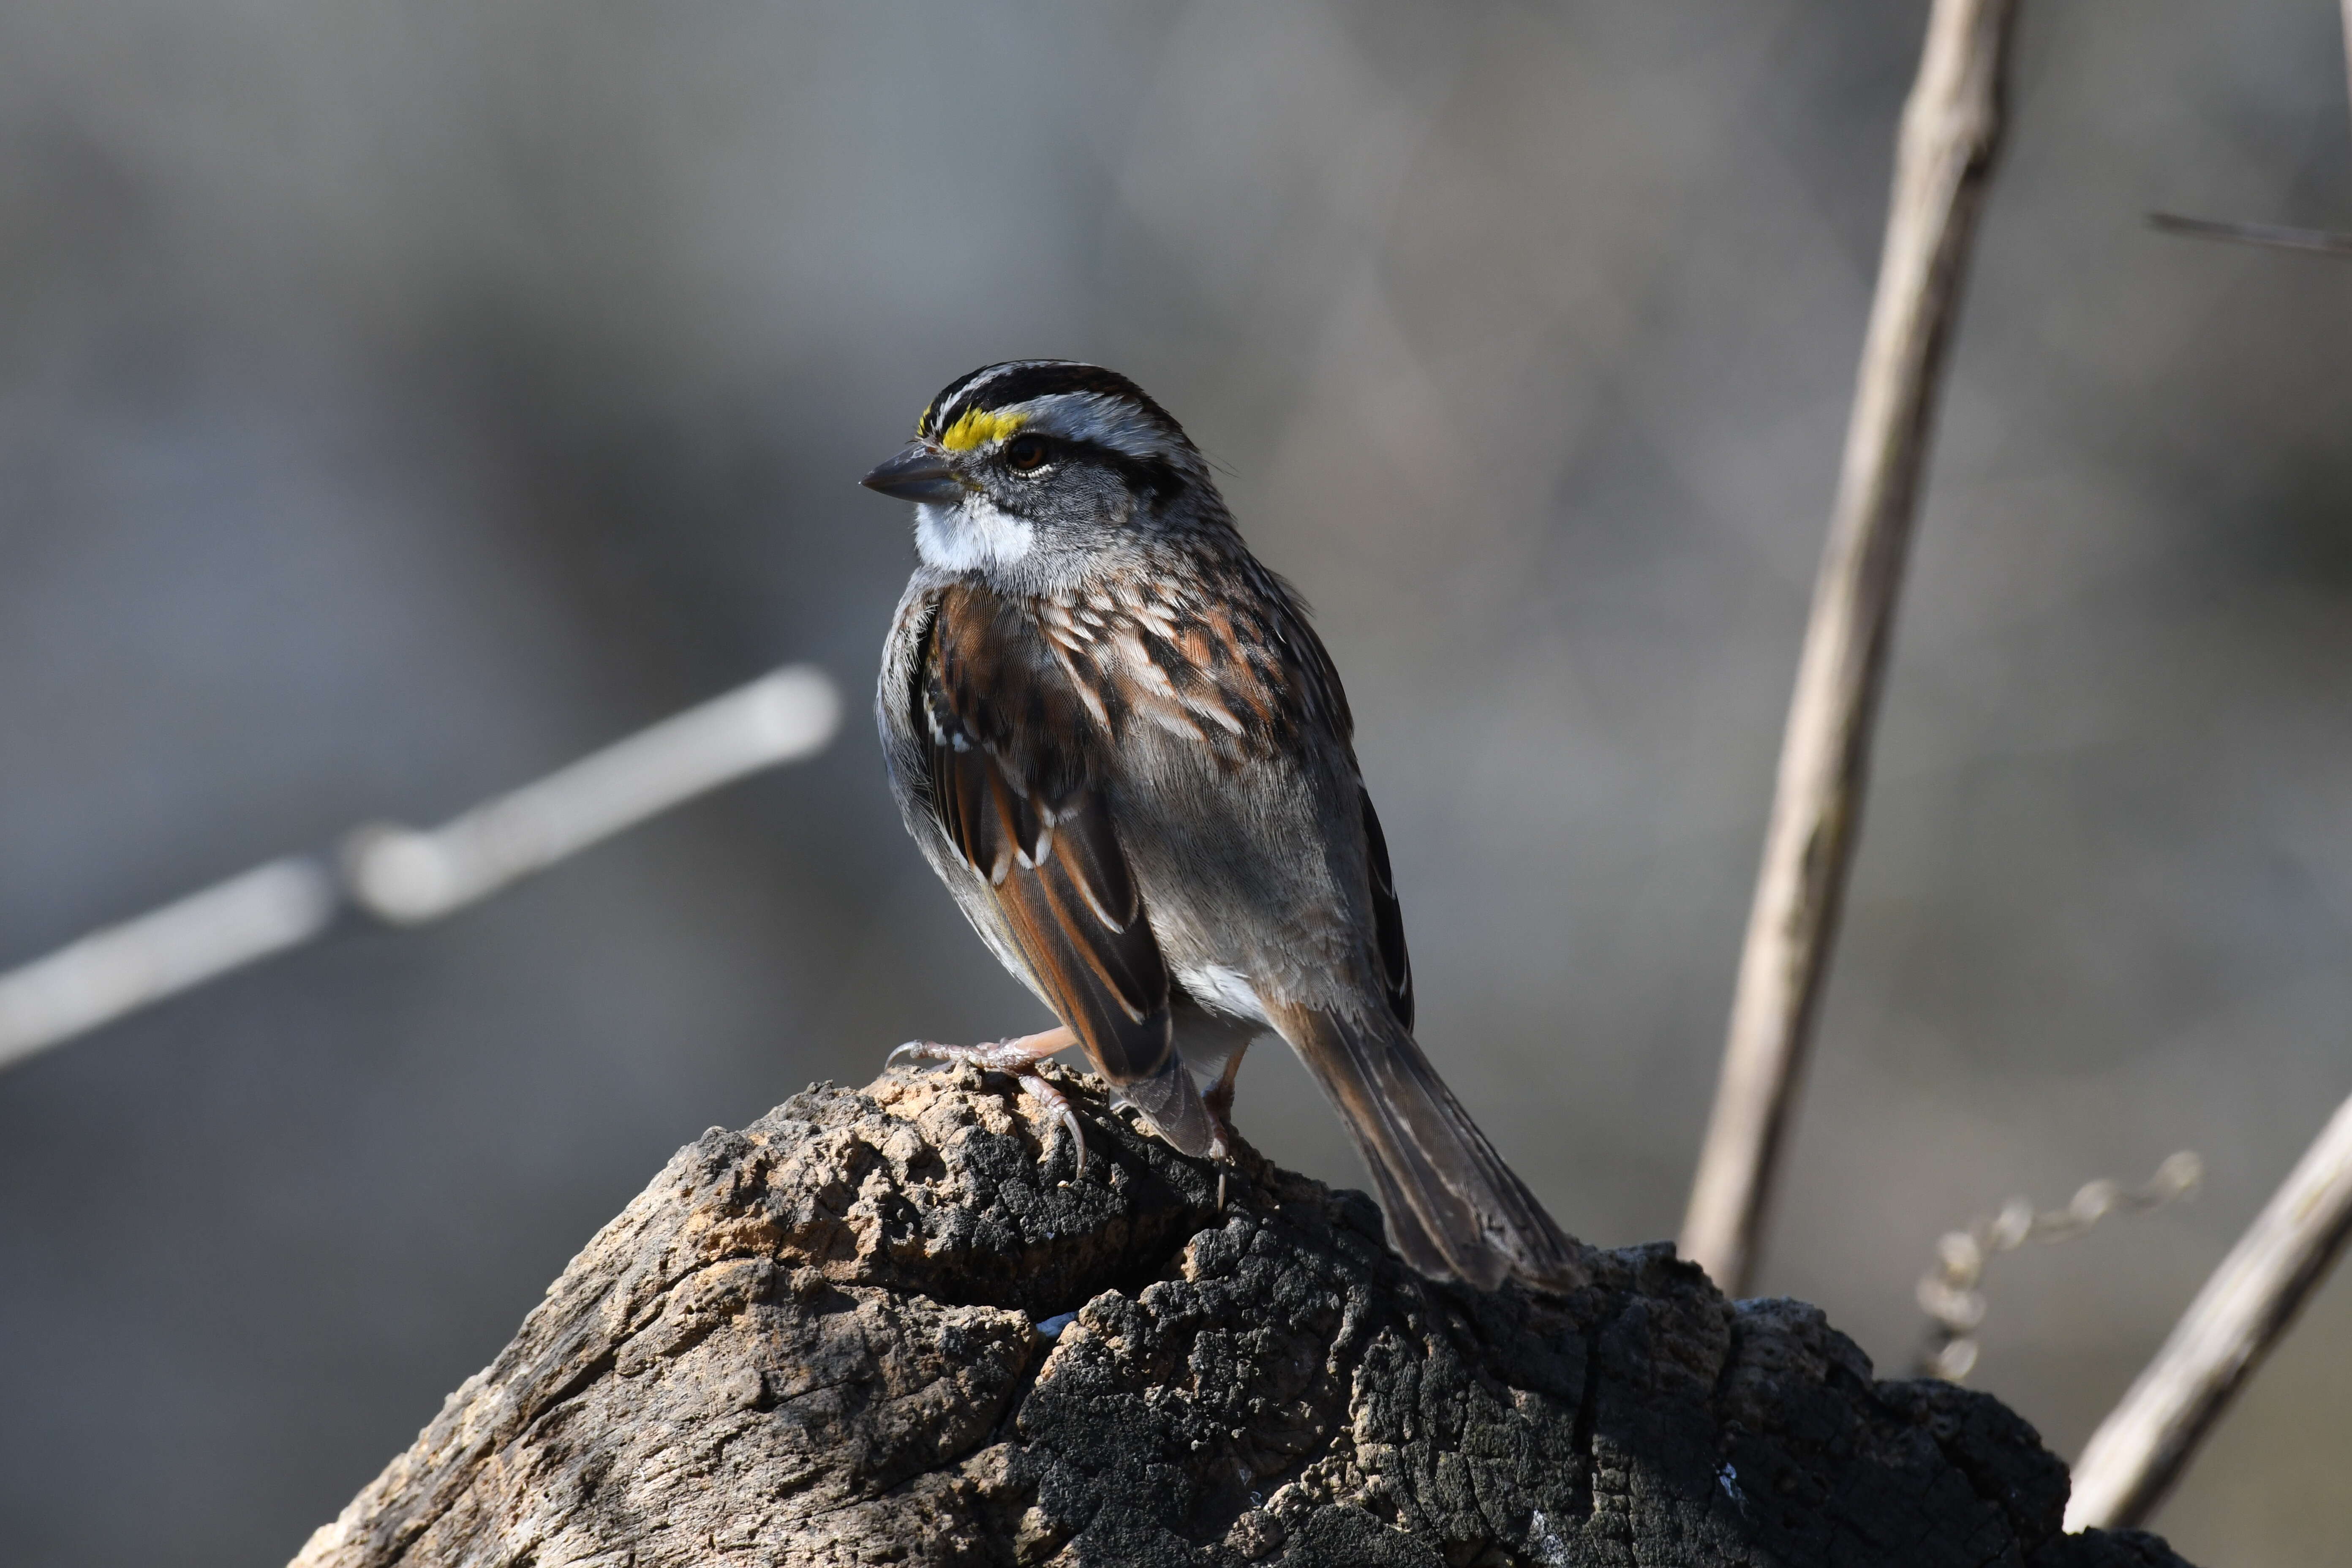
[2,3,2348,1563]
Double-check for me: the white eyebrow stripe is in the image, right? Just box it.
[994,392,1196,468]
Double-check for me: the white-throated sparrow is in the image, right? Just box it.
[865,360,1584,1292]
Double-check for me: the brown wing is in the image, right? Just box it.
[915,585,1180,1091]
[1079,553,1410,1029]
[1223,559,1411,1030]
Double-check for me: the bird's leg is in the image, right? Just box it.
[888,1026,1086,1176]
[1201,1041,1249,1137]
[1202,1043,1250,1209]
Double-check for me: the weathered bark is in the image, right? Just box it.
[293,1064,2195,1568]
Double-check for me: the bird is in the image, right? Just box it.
[863,359,1586,1293]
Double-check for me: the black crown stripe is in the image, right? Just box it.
[917,362,1006,439]
[921,360,1191,451]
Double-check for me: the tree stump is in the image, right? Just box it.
[291,1064,2195,1567]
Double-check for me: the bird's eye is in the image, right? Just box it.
[1003,435,1049,472]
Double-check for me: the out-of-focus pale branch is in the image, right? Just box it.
[2138,6,2352,261]
[2060,6,2352,1531]
[345,666,838,923]
[2146,212,2352,258]
[1680,0,2017,1297]
[1914,1153,2202,1383]
[0,859,340,1074]
[0,665,841,1074]
[2066,1095,2352,1530]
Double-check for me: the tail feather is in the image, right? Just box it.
[1271,1002,1586,1292]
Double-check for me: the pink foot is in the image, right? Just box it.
[888,1028,1085,1177]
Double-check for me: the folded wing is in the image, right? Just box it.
[914,585,1219,1156]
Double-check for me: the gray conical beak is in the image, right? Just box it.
[860,444,964,504]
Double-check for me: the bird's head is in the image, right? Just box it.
[862,360,1218,583]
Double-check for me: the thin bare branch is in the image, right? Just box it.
[2063,5,2352,1528]
[0,859,339,1073]
[1680,0,2018,1296]
[1914,1154,2201,1383]
[2065,1093,2352,1529]
[344,666,839,923]
[0,666,841,1072]
[2147,212,2352,258]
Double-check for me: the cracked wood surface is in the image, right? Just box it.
[291,1065,2197,1567]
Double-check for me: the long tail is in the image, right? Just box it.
[1270,1002,1587,1292]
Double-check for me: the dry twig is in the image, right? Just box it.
[2066,1096,2352,1529]
[2145,212,2352,258]
[2061,5,2352,1527]
[343,667,838,923]
[0,666,839,1073]
[1914,1154,2201,1383]
[1681,0,2018,1295]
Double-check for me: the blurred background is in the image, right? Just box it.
[1,2,2347,1562]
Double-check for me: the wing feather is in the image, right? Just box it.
[914,586,1211,1126]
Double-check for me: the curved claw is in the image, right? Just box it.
[1007,1075,1088,1179]
[1052,1100,1087,1179]
[885,1036,1089,1179]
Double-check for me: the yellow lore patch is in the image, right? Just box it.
[936,406,1029,452]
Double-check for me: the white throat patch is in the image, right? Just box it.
[914,495,1034,573]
